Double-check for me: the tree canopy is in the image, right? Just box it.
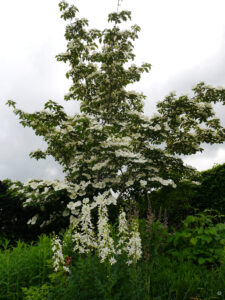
[7,1,225,227]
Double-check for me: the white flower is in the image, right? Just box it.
[63,210,69,217]
[109,257,117,265]
[83,198,89,204]
[67,201,82,210]
[29,182,39,189]
[154,124,161,130]
[44,187,49,193]
[140,180,147,187]
[70,215,79,226]
[25,198,32,203]
[192,181,201,185]
[126,180,134,187]
[92,181,106,189]
[27,215,38,225]
[117,208,129,255]
[53,182,67,191]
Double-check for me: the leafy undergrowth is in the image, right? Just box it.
[0,235,51,300]
[1,213,225,300]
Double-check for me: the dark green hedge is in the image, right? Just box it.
[139,163,225,229]
[0,179,41,243]
[0,179,70,243]
[192,163,225,213]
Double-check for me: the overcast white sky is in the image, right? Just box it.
[1,0,225,182]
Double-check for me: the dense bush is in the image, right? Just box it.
[22,256,225,300]
[167,210,225,266]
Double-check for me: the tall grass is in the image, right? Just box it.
[20,254,225,300]
[0,235,51,300]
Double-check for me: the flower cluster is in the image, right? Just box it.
[61,203,142,266]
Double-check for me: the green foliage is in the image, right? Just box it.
[23,284,52,300]
[139,206,169,262]
[167,210,225,266]
[0,235,51,299]
[0,179,41,243]
[22,253,146,300]
[145,163,225,229]
[193,163,225,213]
[146,256,225,299]
[1,229,225,299]
[145,181,198,228]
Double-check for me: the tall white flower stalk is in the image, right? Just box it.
[97,204,117,265]
[117,207,129,256]
[52,235,70,273]
[126,218,142,265]
[72,199,97,253]
[117,208,142,265]
[52,203,142,268]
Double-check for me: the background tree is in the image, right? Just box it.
[7,1,225,227]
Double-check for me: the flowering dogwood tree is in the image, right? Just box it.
[7,1,225,229]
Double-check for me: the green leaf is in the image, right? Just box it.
[190,237,198,245]
[198,257,205,264]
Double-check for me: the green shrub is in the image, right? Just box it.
[167,210,225,266]
[23,284,52,300]
[139,208,169,263]
[146,255,225,299]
